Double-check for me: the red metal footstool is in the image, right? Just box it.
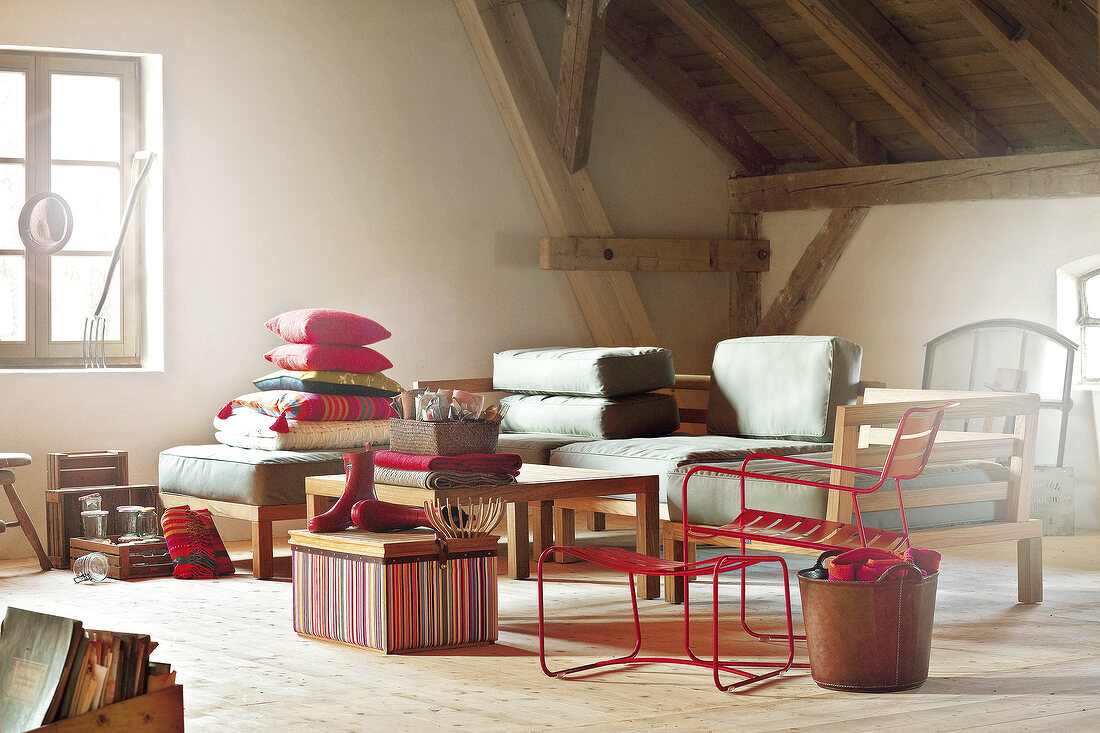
[536,546,802,692]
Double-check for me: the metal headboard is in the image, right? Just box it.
[922,318,1078,467]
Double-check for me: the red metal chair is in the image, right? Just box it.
[680,400,957,640]
[537,546,798,691]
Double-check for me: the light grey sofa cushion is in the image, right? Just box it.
[497,432,596,465]
[501,392,679,439]
[706,335,862,442]
[666,456,1004,527]
[493,346,675,397]
[158,444,344,506]
[549,435,827,501]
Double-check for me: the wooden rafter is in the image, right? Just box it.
[597,2,777,175]
[553,0,606,173]
[539,236,770,272]
[755,208,869,336]
[652,0,886,168]
[953,0,1100,146]
[729,148,1100,212]
[456,0,656,346]
[786,0,1008,160]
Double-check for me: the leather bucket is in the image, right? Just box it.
[797,558,938,692]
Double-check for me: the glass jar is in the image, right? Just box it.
[116,505,144,542]
[73,552,110,583]
[81,509,109,539]
[78,492,102,512]
[138,507,160,539]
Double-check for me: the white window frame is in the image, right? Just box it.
[0,51,144,368]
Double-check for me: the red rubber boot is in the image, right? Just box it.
[307,450,377,533]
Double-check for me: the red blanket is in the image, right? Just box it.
[828,547,941,581]
[373,449,522,476]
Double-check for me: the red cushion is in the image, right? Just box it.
[264,344,393,373]
[265,308,391,346]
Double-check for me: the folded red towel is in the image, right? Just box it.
[828,546,941,581]
[373,449,522,475]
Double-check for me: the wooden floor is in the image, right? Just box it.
[2,528,1098,732]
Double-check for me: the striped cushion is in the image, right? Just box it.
[219,391,396,423]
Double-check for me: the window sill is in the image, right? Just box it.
[0,367,165,375]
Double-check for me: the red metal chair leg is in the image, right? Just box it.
[537,545,803,691]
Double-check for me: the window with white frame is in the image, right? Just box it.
[0,51,145,367]
[1075,268,1100,382]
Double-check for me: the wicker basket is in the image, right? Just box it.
[388,418,500,456]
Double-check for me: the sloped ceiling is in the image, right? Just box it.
[600,0,1099,173]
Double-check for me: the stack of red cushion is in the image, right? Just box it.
[214,308,401,451]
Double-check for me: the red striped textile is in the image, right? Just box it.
[218,391,396,425]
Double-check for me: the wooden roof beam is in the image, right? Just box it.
[560,0,777,175]
[729,148,1100,211]
[786,0,1008,159]
[653,0,886,168]
[553,0,606,173]
[953,1,1100,145]
[539,236,770,272]
[755,207,868,336]
[456,0,656,346]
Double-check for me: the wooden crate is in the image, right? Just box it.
[45,450,157,569]
[289,529,499,653]
[70,536,173,580]
[33,684,183,732]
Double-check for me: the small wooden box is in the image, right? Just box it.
[289,529,499,653]
[69,536,174,580]
[32,684,183,732]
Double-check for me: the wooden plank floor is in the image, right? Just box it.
[2,529,1097,731]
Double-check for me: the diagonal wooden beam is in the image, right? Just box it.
[954,0,1100,146]
[455,0,656,347]
[755,207,869,336]
[653,0,886,168]
[729,148,1100,211]
[786,0,1008,159]
[598,1,777,175]
[553,0,606,173]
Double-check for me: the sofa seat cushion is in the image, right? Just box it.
[549,436,827,501]
[501,393,679,439]
[707,335,862,442]
[158,444,345,506]
[493,346,674,397]
[666,456,1005,527]
[496,432,596,465]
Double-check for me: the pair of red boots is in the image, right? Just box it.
[307,450,429,533]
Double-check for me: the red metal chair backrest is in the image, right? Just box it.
[875,401,958,484]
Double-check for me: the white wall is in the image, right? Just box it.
[761,200,1100,530]
[0,0,731,558]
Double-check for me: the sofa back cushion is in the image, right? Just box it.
[706,335,862,442]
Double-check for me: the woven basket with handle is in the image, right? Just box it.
[388,419,500,456]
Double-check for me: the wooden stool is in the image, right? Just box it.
[1,453,52,571]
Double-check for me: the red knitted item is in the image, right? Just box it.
[373,450,522,475]
[190,509,235,575]
[828,546,941,581]
[161,506,217,579]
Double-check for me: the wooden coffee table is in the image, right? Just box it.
[304,463,662,599]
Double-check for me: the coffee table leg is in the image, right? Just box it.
[531,501,554,563]
[306,493,329,522]
[636,486,660,599]
[553,507,578,564]
[506,500,530,579]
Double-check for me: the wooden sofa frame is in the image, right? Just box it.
[416,378,1043,605]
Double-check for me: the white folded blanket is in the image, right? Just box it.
[214,410,390,451]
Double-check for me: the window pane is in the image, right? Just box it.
[50,164,119,252]
[0,163,25,249]
[51,254,119,341]
[51,74,120,162]
[1082,327,1100,381]
[1084,275,1100,319]
[0,71,26,158]
[0,254,26,340]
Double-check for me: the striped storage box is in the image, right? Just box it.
[288,529,499,653]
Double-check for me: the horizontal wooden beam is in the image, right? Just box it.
[729,148,1100,211]
[539,236,770,272]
